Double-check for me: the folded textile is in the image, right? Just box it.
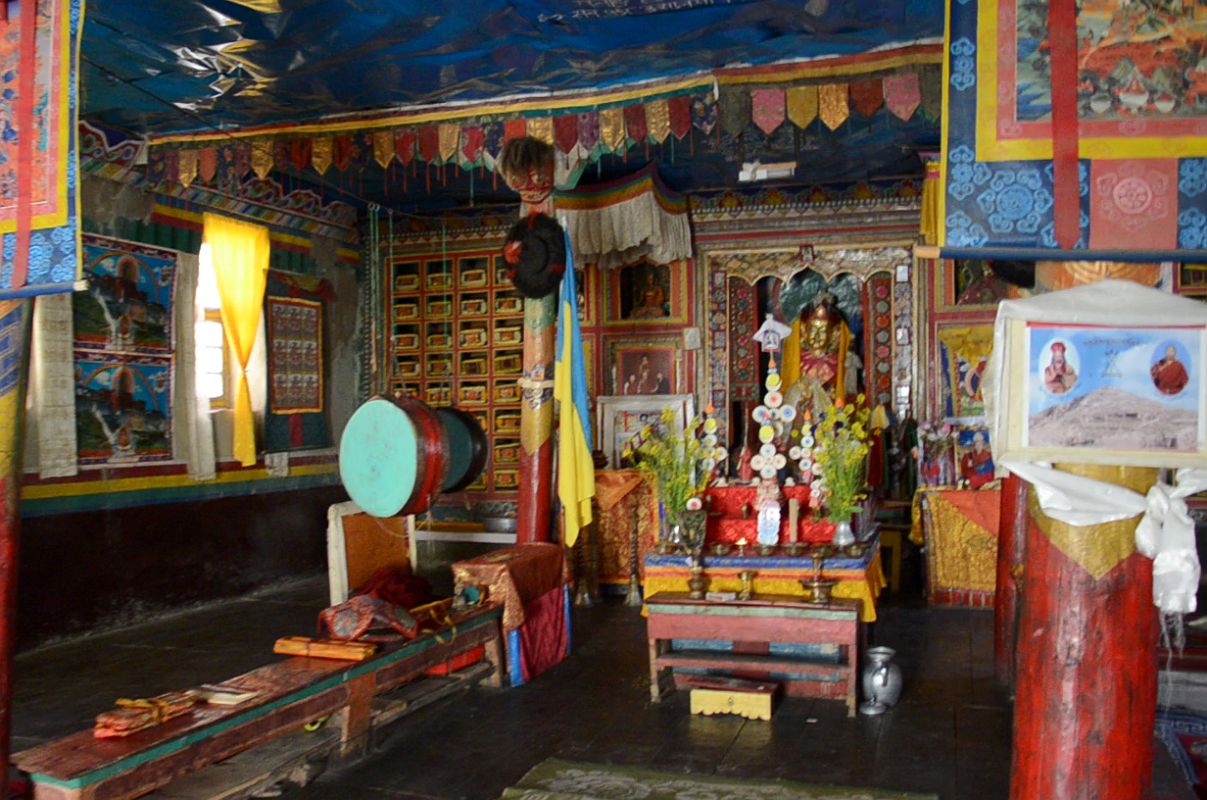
[93,691,196,738]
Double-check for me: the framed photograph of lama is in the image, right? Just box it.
[596,394,695,469]
[605,259,688,325]
[607,337,678,396]
[996,320,1207,467]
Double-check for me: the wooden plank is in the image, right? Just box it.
[11,608,499,786]
[645,592,861,613]
[146,728,338,800]
[647,612,855,643]
[656,650,849,678]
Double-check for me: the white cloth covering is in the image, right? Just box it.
[172,251,216,481]
[985,280,1207,614]
[27,293,78,478]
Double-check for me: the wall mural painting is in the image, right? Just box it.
[75,354,172,465]
[614,345,675,395]
[1015,0,1205,125]
[267,297,323,414]
[608,259,686,324]
[952,260,1011,306]
[938,324,994,420]
[1181,264,1207,292]
[74,236,175,354]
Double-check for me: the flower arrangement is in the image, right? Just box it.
[812,396,871,523]
[623,407,712,547]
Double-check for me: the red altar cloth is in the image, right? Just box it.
[705,485,836,544]
[452,542,570,683]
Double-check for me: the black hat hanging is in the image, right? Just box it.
[501,213,566,299]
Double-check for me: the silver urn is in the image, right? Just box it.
[859,646,902,715]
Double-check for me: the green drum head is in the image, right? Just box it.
[339,398,419,517]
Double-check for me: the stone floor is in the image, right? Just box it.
[8,575,1193,800]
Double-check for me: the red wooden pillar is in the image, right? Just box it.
[516,292,556,544]
[0,299,31,775]
[512,156,556,545]
[994,473,1027,686]
[1010,464,1159,800]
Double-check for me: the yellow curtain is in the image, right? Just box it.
[781,319,801,389]
[920,160,941,245]
[203,213,270,467]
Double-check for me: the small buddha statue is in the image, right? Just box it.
[797,296,862,403]
[799,300,843,392]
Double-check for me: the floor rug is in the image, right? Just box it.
[1157,709,1207,799]
[503,758,939,800]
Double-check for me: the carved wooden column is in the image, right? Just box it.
[500,138,557,544]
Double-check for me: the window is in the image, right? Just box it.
[197,242,227,408]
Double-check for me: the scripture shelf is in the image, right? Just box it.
[386,246,527,499]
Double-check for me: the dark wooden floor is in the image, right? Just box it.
[9,576,1192,800]
[285,595,1012,800]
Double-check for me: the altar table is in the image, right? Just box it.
[646,592,863,716]
[452,543,570,686]
[642,536,885,623]
[911,488,1000,607]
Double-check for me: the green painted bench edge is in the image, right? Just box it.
[28,607,502,790]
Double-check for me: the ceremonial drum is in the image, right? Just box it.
[339,396,488,517]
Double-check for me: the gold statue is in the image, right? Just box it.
[791,295,862,407]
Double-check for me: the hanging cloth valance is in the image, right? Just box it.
[556,165,692,270]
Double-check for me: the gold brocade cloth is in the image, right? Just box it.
[595,469,658,585]
[452,543,569,633]
[643,551,887,623]
[917,488,1000,597]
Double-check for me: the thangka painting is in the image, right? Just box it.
[0,0,83,296]
[937,324,994,420]
[941,0,1207,252]
[266,296,323,414]
[1023,324,1203,454]
[74,354,172,465]
[74,236,175,354]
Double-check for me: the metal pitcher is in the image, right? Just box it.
[859,646,902,715]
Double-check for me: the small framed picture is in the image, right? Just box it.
[997,319,1207,466]
[595,394,694,469]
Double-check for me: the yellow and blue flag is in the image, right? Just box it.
[554,235,595,547]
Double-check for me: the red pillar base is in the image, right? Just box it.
[1010,466,1158,800]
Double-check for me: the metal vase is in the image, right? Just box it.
[859,646,902,715]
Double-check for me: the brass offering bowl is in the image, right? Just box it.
[710,542,732,557]
[809,544,836,561]
[757,543,778,556]
[656,540,677,555]
[800,578,837,604]
[783,542,809,557]
[844,543,870,558]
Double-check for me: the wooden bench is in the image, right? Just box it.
[645,592,863,716]
[12,605,504,800]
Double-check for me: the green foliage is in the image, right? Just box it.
[813,396,870,522]
[623,407,711,532]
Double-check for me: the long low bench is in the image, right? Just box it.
[13,604,505,800]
